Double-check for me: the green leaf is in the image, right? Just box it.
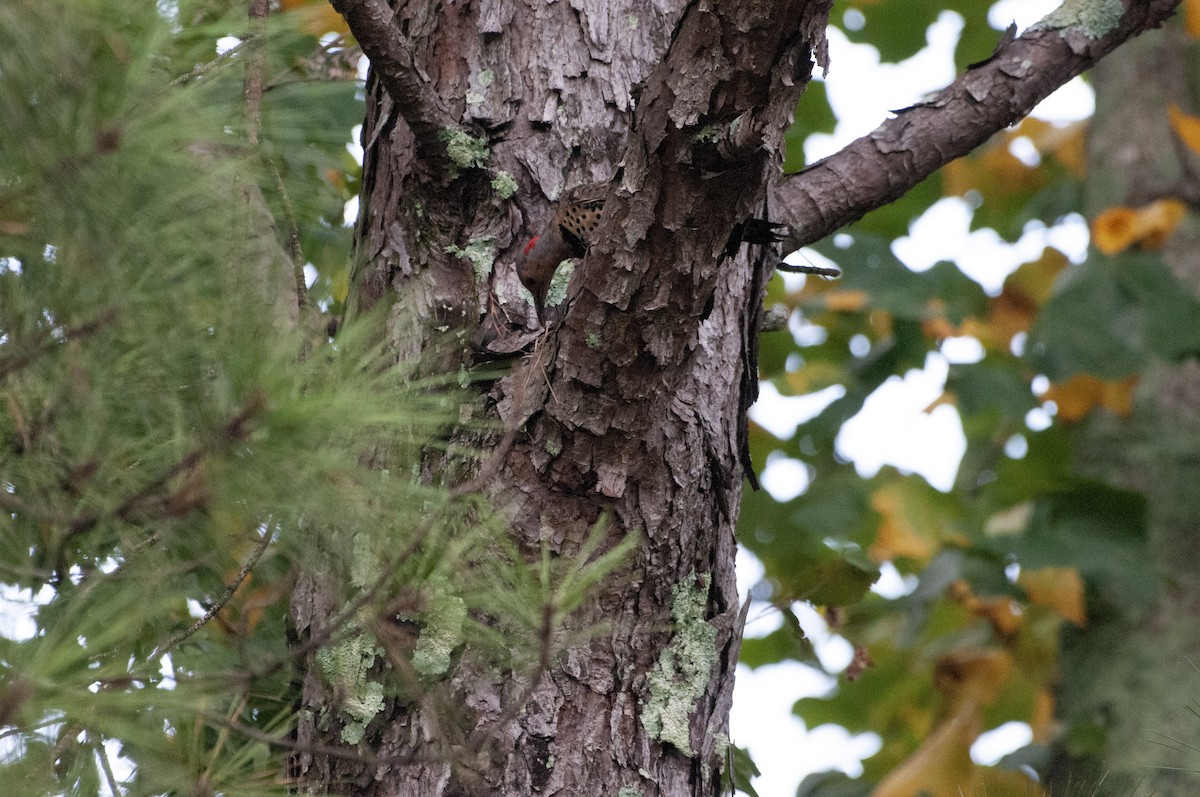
[726,744,762,797]
[855,175,942,242]
[987,482,1158,615]
[740,607,819,669]
[810,233,988,324]
[797,769,874,797]
[784,81,836,173]
[1026,251,1200,380]
[835,0,940,64]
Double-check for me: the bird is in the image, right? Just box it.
[515,183,837,323]
[515,183,607,324]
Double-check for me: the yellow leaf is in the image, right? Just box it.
[823,289,869,312]
[1041,374,1137,422]
[972,248,1069,350]
[948,580,1022,640]
[1030,689,1055,742]
[1091,207,1137,255]
[331,264,350,304]
[1020,566,1086,627]
[324,167,345,190]
[1092,199,1187,255]
[921,316,960,340]
[281,0,350,36]
[1187,0,1200,38]
[869,309,894,340]
[784,361,844,395]
[872,651,1022,797]
[869,482,946,563]
[944,118,1059,203]
[1018,118,1088,179]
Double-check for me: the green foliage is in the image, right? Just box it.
[783,81,836,173]
[834,0,995,71]
[1027,252,1200,380]
[740,1,1200,793]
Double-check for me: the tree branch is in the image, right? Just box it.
[150,527,273,661]
[772,0,1182,250]
[328,0,456,175]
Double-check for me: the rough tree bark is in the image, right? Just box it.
[289,1,1182,795]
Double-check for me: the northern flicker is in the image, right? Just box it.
[516,183,834,323]
[515,183,607,323]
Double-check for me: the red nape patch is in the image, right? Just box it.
[522,236,539,256]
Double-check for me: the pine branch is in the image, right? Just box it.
[327,0,458,176]
[149,528,274,661]
[771,0,1183,250]
[0,309,118,381]
[243,0,269,147]
[63,391,267,545]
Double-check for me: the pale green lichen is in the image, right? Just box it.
[465,91,486,106]
[412,590,467,676]
[445,237,497,283]
[545,260,575,308]
[640,573,717,756]
[315,633,385,744]
[1031,0,1122,38]
[440,128,489,171]
[618,788,644,797]
[490,170,518,199]
[545,437,562,456]
[693,125,722,144]
[712,732,729,760]
[478,68,494,88]
[586,332,601,349]
[350,533,376,589]
[625,14,638,30]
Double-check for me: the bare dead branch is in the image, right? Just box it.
[327,0,457,176]
[772,0,1183,250]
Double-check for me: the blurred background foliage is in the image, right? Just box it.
[742,1,1200,795]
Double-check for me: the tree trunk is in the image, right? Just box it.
[292,1,832,794]
[1045,23,1200,795]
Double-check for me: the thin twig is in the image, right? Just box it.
[89,733,122,797]
[266,156,310,311]
[150,528,274,660]
[243,0,270,147]
[168,40,246,89]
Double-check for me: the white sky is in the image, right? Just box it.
[737,1,1089,793]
